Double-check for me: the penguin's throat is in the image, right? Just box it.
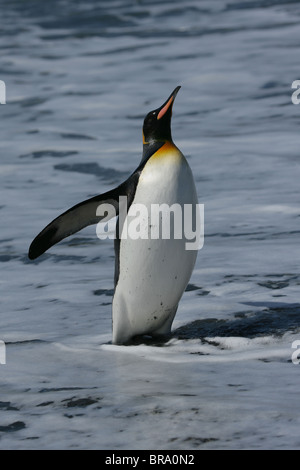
[142,141,165,163]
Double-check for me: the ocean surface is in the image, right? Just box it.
[0,0,300,450]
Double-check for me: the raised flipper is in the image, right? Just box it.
[28,172,139,260]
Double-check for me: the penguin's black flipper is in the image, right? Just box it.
[28,172,139,260]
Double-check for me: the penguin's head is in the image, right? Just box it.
[143,86,181,144]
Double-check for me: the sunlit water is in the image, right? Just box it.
[0,0,300,449]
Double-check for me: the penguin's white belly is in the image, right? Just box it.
[112,145,198,344]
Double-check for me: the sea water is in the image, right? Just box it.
[0,0,300,449]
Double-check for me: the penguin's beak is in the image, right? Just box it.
[157,86,181,120]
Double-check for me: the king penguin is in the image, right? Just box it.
[29,86,199,344]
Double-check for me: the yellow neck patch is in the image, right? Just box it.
[153,140,181,160]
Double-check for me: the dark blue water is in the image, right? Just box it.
[0,0,300,450]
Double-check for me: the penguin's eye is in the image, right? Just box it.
[149,112,157,122]
[143,111,158,132]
